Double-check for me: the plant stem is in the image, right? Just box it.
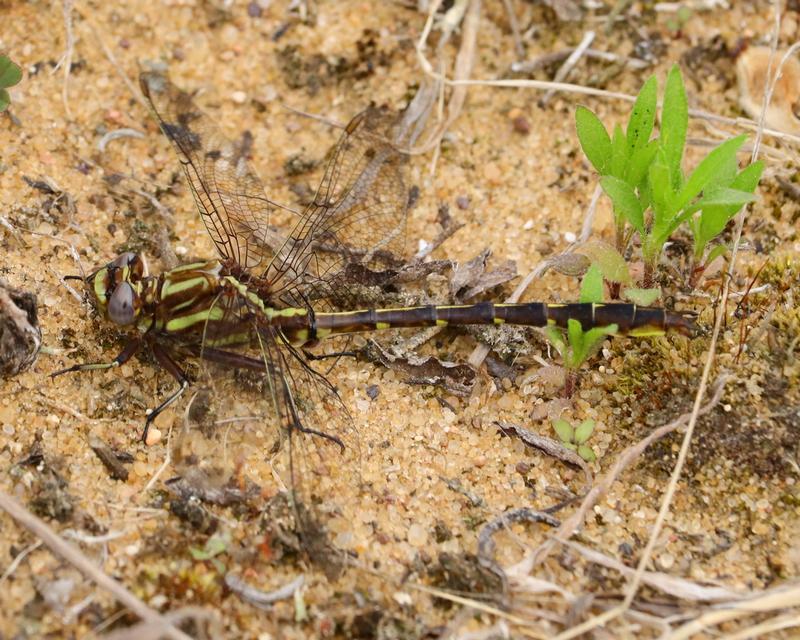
[642,261,655,289]
[563,369,578,399]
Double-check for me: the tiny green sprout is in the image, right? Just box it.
[576,65,763,288]
[552,417,596,462]
[189,532,229,573]
[0,55,22,113]
[543,264,618,396]
[666,6,693,35]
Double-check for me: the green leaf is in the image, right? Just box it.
[577,444,596,462]
[573,323,618,365]
[543,326,566,358]
[704,243,729,265]
[580,264,605,303]
[626,75,657,155]
[734,160,765,192]
[661,65,688,188]
[553,418,574,444]
[601,176,645,234]
[576,106,611,174]
[698,187,756,208]
[609,124,627,179]
[648,151,673,230]
[579,241,632,285]
[672,135,747,214]
[0,56,22,89]
[696,161,764,252]
[294,585,308,623]
[189,534,228,560]
[0,88,9,113]
[567,318,585,356]
[704,149,738,191]
[582,324,618,347]
[626,139,659,190]
[574,419,595,444]
[623,287,662,306]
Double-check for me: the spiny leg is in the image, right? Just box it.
[192,345,277,373]
[280,372,345,453]
[301,349,358,362]
[51,336,143,378]
[191,346,346,451]
[143,343,190,443]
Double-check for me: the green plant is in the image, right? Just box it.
[576,65,764,288]
[552,417,596,462]
[544,263,618,396]
[189,532,229,573]
[0,55,22,113]
[665,6,693,36]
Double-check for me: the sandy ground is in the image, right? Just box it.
[0,1,798,638]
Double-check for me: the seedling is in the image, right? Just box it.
[544,264,618,396]
[0,55,22,113]
[576,65,763,288]
[552,417,596,462]
[189,532,229,573]
[666,6,693,36]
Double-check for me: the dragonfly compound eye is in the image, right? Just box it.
[108,282,138,325]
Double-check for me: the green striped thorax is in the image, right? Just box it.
[85,252,153,327]
[83,253,310,342]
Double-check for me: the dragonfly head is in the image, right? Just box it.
[85,252,149,326]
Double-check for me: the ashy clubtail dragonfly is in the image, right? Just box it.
[54,72,694,533]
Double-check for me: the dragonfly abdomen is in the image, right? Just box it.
[307,302,695,341]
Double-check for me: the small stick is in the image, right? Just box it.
[225,573,305,609]
[511,48,648,74]
[540,31,595,107]
[501,0,525,60]
[54,0,75,118]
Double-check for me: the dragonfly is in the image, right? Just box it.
[53,71,695,549]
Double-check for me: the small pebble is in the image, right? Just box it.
[564,231,576,242]
[407,523,427,547]
[231,91,247,105]
[658,552,675,569]
[511,115,530,135]
[455,194,470,209]
[484,162,502,184]
[145,427,162,447]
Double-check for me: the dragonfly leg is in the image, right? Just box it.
[189,346,346,451]
[192,345,273,373]
[302,348,358,362]
[291,421,345,452]
[143,343,190,443]
[50,336,143,378]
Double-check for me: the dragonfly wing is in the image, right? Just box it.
[140,71,284,271]
[266,106,410,310]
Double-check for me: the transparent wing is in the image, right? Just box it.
[267,106,410,311]
[140,72,284,271]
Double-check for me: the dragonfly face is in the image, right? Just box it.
[86,252,149,327]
